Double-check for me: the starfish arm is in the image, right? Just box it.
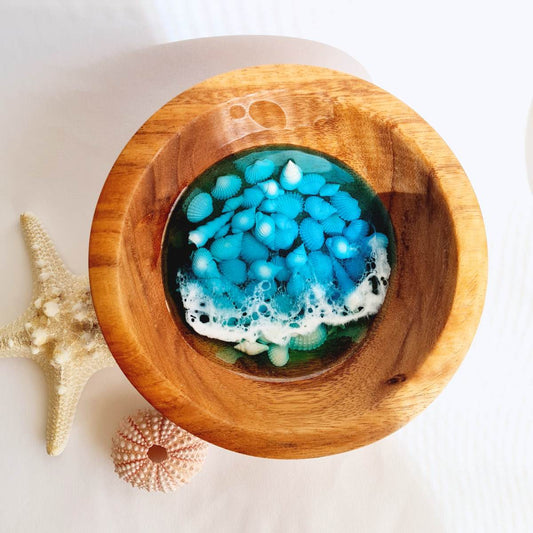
[20,212,76,295]
[0,310,34,359]
[44,354,114,456]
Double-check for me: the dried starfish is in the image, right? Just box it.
[0,213,115,455]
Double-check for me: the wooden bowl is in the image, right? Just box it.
[89,65,487,458]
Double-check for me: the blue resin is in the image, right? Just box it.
[166,147,395,369]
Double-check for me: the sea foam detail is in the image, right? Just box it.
[173,151,392,367]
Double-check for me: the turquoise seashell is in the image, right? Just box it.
[191,248,220,278]
[321,214,345,235]
[366,232,389,250]
[240,233,269,263]
[299,217,324,251]
[231,208,256,232]
[330,191,361,221]
[210,233,243,261]
[345,255,367,281]
[242,186,265,208]
[181,187,202,213]
[331,258,355,294]
[272,213,299,248]
[286,244,308,270]
[298,263,314,282]
[305,196,336,220]
[305,196,338,221]
[268,344,289,367]
[244,159,275,184]
[219,258,247,285]
[319,183,340,196]
[287,271,305,297]
[297,173,326,195]
[304,196,337,221]
[346,238,370,258]
[344,219,369,242]
[214,223,230,239]
[222,195,243,212]
[279,160,303,190]
[186,192,213,223]
[289,324,327,351]
[187,230,209,249]
[254,212,276,246]
[188,211,233,247]
[187,228,210,249]
[308,251,333,283]
[258,198,278,213]
[273,219,298,250]
[249,260,282,281]
[326,236,355,259]
[211,174,242,200]
[275,192,303,219]
[258,179,282,199]
[272,213,290,230]
[271,255,290,282]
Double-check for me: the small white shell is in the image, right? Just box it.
[279,160,303,190]
[233,340,268,355]
[267,344,289,366]
[31,328,48,347]
[43,300,60,318]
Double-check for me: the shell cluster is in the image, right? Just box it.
[22,286,105,369]
[111,409,208,493]
[177,154,390,367]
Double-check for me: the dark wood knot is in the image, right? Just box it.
[386,374,407,385]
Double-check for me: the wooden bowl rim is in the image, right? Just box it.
[89,64,487,458]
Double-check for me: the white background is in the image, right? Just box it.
[1,1,532,532]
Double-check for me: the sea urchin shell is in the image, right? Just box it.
[111,409,208,493]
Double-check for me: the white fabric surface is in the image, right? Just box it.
[0,1,532,532]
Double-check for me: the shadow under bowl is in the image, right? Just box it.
[89,64,487,458]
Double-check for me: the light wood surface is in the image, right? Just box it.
[89,64,487,458]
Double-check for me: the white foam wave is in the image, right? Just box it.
[177,240,390,346]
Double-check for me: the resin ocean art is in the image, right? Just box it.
[164,147,394,370]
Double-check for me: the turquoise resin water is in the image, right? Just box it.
[163,146,395,370]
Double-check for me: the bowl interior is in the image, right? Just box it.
[145,90,458,386]
[162,144,397,381]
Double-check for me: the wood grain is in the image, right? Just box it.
[89,65,487,458]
